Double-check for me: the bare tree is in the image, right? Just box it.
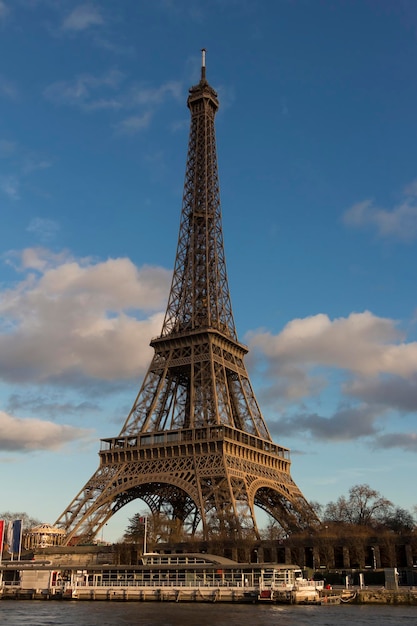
[0,512,41,531]
[259,518,288,541]
[382,507,415,532]
[323,484,393,527]
[309,501,324,520]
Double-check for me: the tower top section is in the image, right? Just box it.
[187,48,219,114]
[160,49,236,340]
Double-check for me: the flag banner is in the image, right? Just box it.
[11,519,22,554]
[0,520,4,553]
[6,521,13,553]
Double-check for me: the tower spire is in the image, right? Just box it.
[54,53,318,547]
[201,47,206,81]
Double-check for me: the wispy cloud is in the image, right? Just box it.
[115,112,152,136]
[92,35,135,57]
[62,3,104,32]
[0,75,18,100]
[44,72,182,113]
[57,3,135,56]
[0,139,17,157]
[269,405,382,442]
[0,142,52,201]
[22,155,53,174]
[131,81,183,106]
[27,218,60,242]
[343,180,417,241]
[0,175,19,199]
[44,70,183,135]
[345,375,417,413]
[373,432,417,452]
[0,1,9,20]
[7,392,98,421]
[44,69,125,110]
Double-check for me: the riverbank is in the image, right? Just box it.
[355,588,417,605]
[2,586,417,605]
[320,587,417,606]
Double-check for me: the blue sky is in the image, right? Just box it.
[1,0,416,543]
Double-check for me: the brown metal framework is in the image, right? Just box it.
[55,51,317,545]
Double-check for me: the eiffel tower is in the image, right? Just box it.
[55,51,317,546]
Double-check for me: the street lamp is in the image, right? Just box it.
[371,547,376,570]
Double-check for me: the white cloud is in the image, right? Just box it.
[247,311,417,450]
[248,311,417,379]
[343,181,417,241]
[18,247,71,272]
[0,410,92,451]
[0,248,171,383]
[62,4,104,32]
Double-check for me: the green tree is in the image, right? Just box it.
[123,512,185,549]
[124,513,147,544]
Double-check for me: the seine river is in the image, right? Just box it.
[0,602,416,626]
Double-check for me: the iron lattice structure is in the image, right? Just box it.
[55,52,317,545]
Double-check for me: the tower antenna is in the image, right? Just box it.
[201,47,206,81]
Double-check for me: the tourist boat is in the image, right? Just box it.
[0,553,324,603]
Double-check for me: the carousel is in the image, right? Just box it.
[24,523,66,550]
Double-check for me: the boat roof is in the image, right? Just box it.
[140,552,239,566]
[1,554,302,572]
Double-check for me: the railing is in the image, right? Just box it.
[73,580,251,588]
[100,426,290,460]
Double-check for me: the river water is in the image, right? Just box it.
[0,602,416,626]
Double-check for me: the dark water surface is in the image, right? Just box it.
[0,602,416,626]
